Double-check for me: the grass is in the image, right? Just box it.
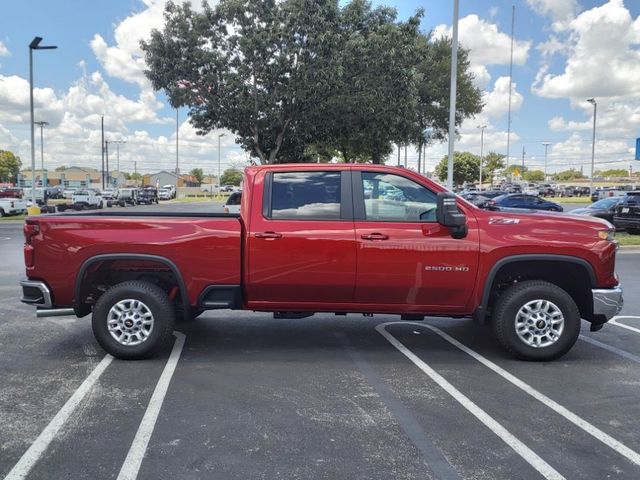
[542,196,592,204]
[0,213,26,222]
[616,233,640,246]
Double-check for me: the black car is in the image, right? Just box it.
[613,191,640,234]
[487,193,563,212]
[574,186,591,197]
[570,196,621,224]
[138,187,159,205]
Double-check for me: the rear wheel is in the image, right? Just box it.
[492,280,580,361]
[92,280,175,360]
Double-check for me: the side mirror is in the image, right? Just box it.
[436,192,467,239]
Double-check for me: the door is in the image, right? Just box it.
[353,171,479,309]
[246,170,356,305]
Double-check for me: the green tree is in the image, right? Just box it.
[553,169,585,181]
[142,0,341,164]
[435,151,480,186]
[523,170,545,182]
[220,168,243,186]
[0,150,22,183]
[190,168,204,184]
[482,152,505,180]
[595,168,628,177]
[55,165,67,171]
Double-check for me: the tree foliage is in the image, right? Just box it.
[220,168,243,186]
[0,150,22,183]
[523,170,545,182]
[482,152,505,180]
[435,151,479,186]
[142,0,483,165]
[190,168,204,183]
[595,168,629,177]
[553,169,585,181]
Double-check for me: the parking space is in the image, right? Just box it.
[2,217,640,479]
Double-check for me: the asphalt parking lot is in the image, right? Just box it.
[1,204,640,480]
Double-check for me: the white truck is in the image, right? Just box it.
[0,198,28,217]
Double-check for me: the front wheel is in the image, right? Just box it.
[92,281,175,360]
[492,280,581,361]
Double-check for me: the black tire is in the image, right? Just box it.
[492,280,581,361]
[0,208,4,217]
[92,281,175,360]
[173,302,204,322]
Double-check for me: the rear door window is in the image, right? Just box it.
[269,171,343,220]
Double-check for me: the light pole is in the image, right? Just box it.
[29,37,57,209]
[542,142,551,181]
[587,98,597,194]
[477,125,486,190]
[110,140,126,186]
[446,0,460,190]
[218,133,226,191]
[175,109,179,175]
[34,121,49,187]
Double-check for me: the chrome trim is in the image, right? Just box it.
[592,285,623,321]
[36,308,75,318]
[20,280,53,308]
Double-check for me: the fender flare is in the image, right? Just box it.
[477,254,596,321]
[74,253,190,319]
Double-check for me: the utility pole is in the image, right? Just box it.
[110,140,126,187]
[477,125,486,190]
[506,5,515,172]
[542,142,551,181]
[175,108,179,175]
[397,144,401,166]
[404,145,407,168]
[105,140,110,188]
[34,121,49,187]
[446,0,460,189]
[521,146,525,178]
[218,133,226,190]
[101,116,105,189]
[587,98,597,194]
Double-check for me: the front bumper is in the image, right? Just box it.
[592,285,623,321]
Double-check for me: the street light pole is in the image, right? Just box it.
[542,142,551,181]
[28,37,57,208]
[34,121,49,186]
[110,140,126,187]
[587,98,597,194]
[446,0,460,190]
[218,133,226,191]
[477,125,486,191]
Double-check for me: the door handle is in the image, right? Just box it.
[255,231,282,239]
[361,233,389,241]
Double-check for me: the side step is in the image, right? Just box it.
[274,312,314,319]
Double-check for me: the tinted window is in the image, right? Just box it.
[271,171,341,219]
[361,172,437,222]
[226,192,242,205]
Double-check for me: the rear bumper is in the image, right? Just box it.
[20,279,52,308]
[592,285,623,321]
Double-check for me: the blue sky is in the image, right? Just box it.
[1,0,640,176]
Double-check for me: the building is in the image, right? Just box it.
[142,171,200,188]
[18,167,126,189]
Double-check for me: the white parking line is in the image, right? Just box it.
[383,322,640,468]
[116,332,186,480]
[611,317,640,334]
[3,355,114,480]
[376,324,565,480]
[579,335,640,364]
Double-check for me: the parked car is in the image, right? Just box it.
[459,192,491,207]
[538,185,556,197]
[488,194,563,212]
[613,191,640,234]
[0,187,24,199]
[574,186,591,197]
[138,187,159,205]
[571,197,621,224]
[224,192,242,214]
[557,186,576,197]
[158,188,171,201]
[524,183,539,195]
[0,197,28,217]
[101,189,118,201]
[162,185,176,199]
[117,188,139,206]
[46,186,64,199]
[21,164,621,362]
[72,189,103,209]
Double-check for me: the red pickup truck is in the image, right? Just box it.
[20,164,622,361]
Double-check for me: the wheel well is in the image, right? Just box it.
[75,256,189,318]
[485,260,593,322]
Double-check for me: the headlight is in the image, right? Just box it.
[598,229,615,241]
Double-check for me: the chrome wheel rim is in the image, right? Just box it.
[107,299,154,346]
[515,299,564,348]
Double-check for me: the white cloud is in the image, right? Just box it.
[433,14,531,67]
[482,76,524,119]
[0,75,64,125]
[526,0,580,29]
[0,41,9,57]
[533,0,640,99]
[548,116,590,131]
